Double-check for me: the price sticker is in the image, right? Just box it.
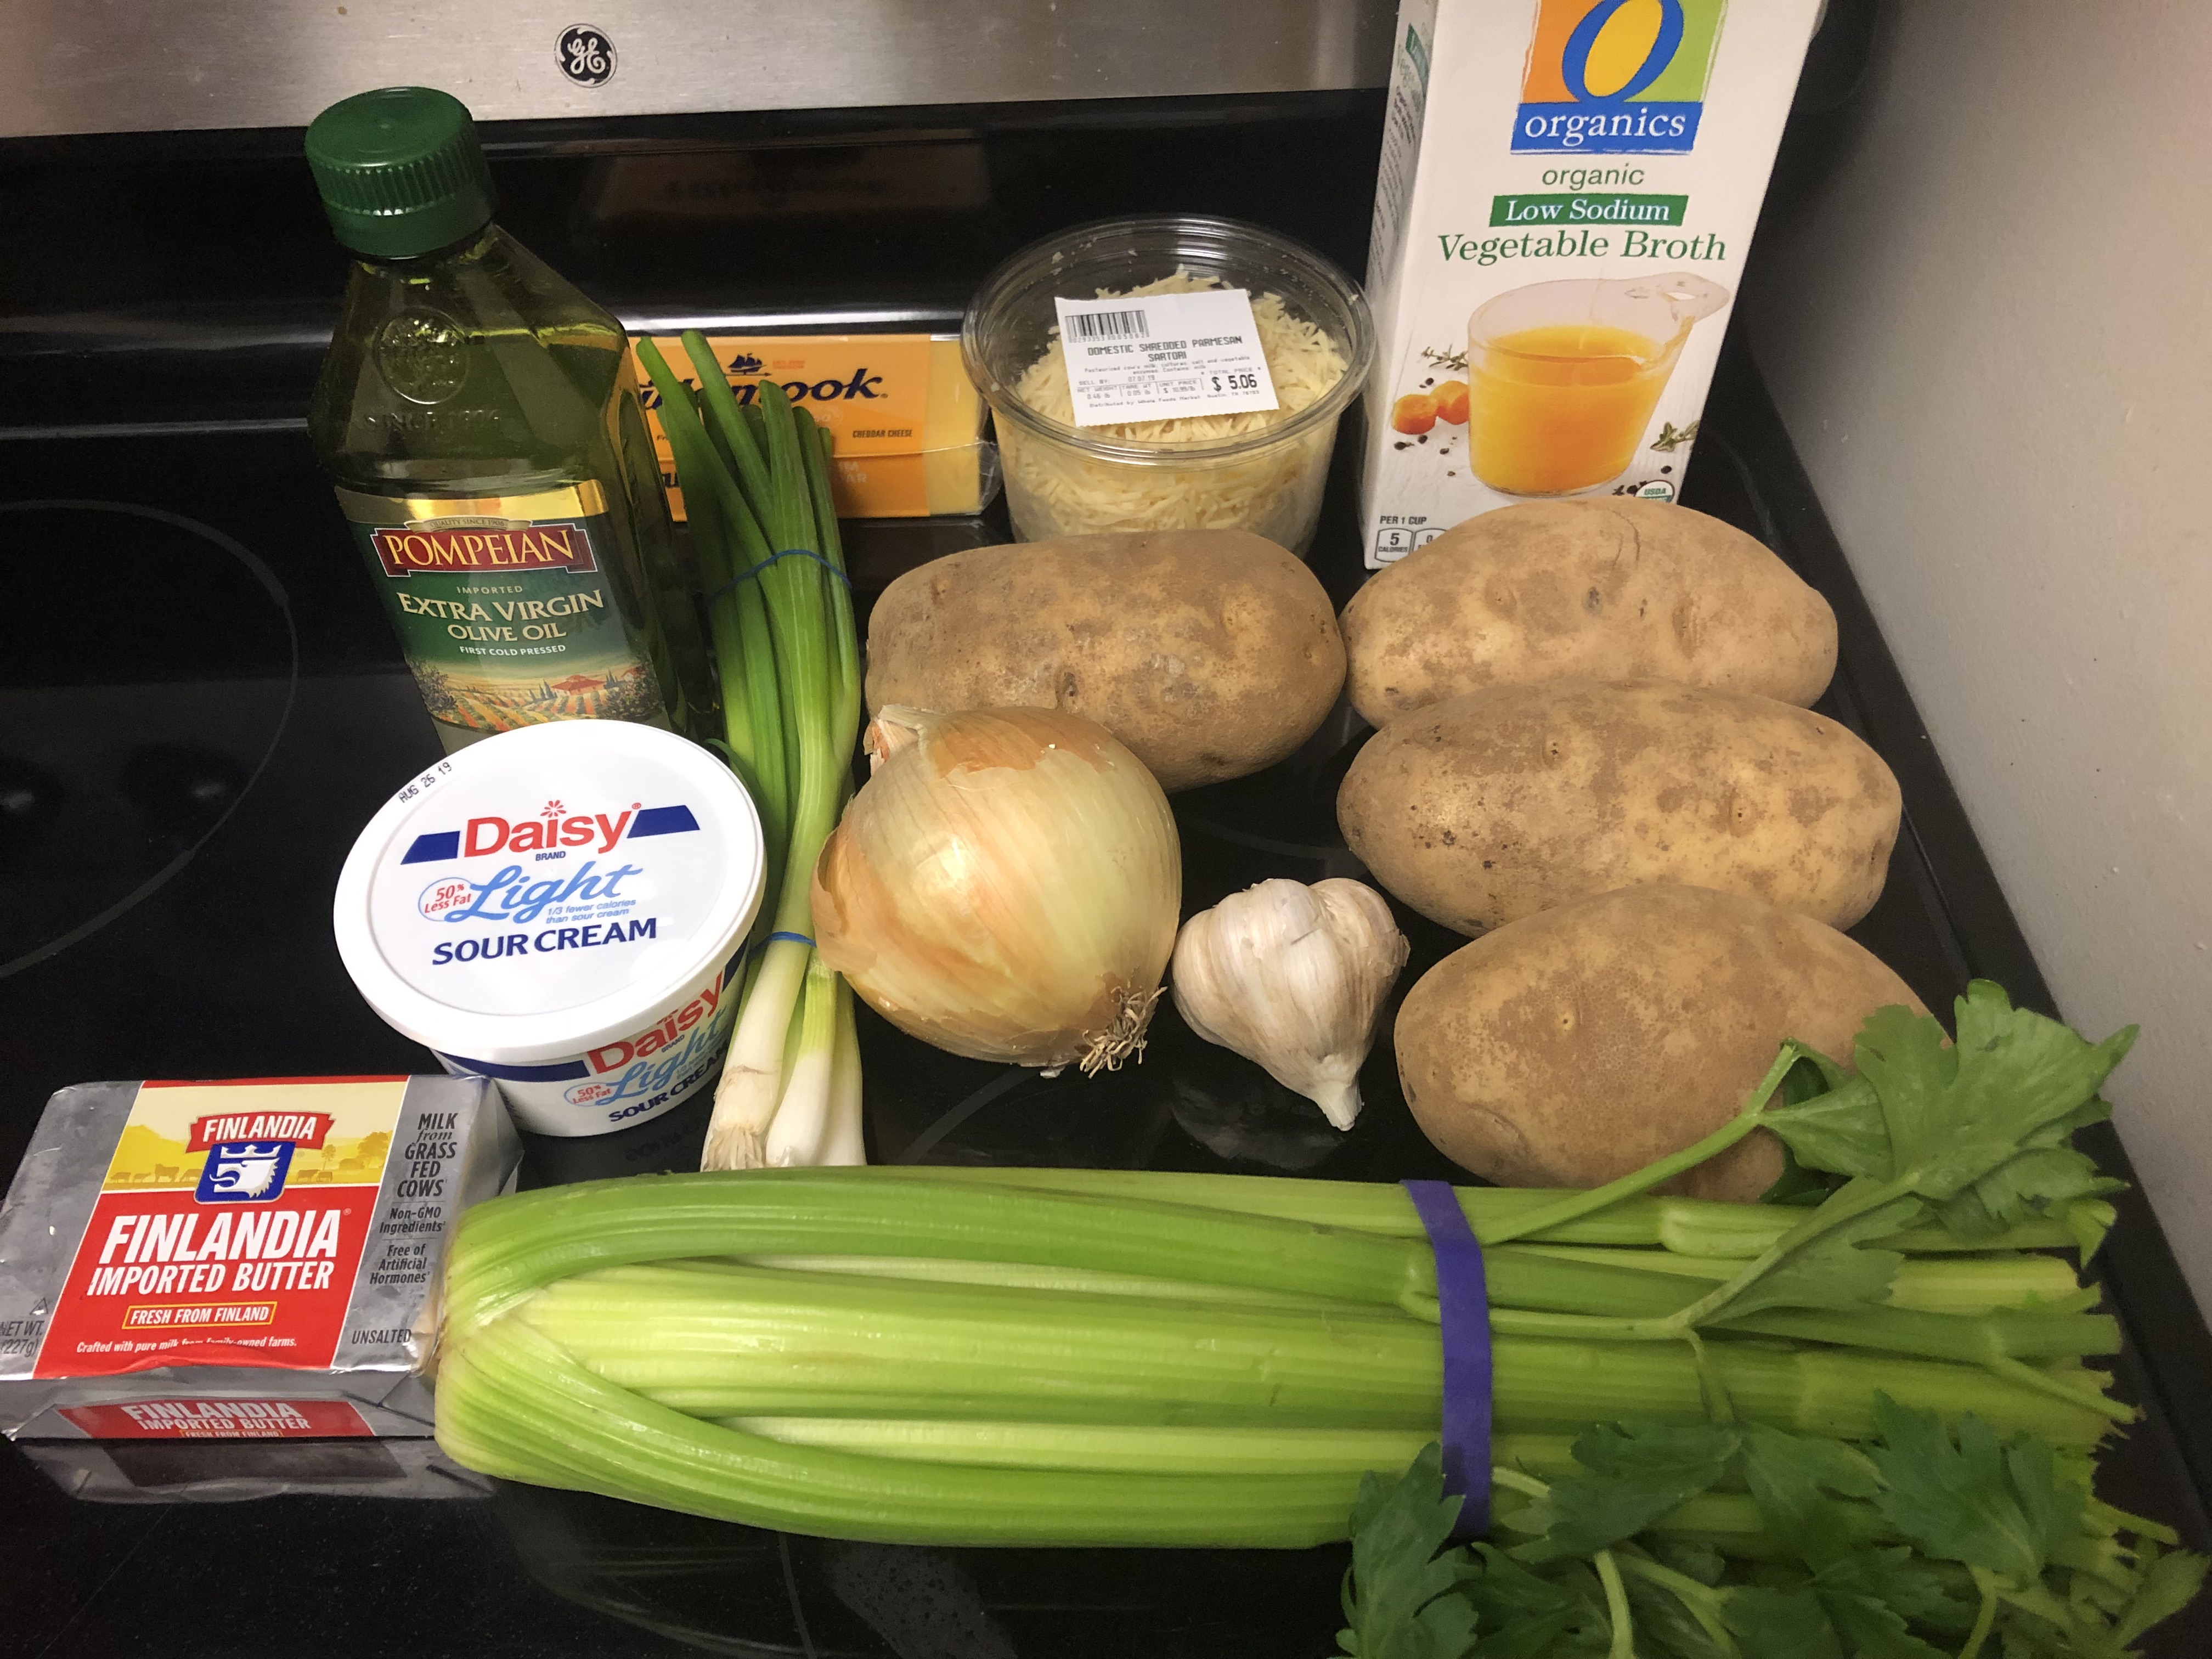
[1053,289,1281,426]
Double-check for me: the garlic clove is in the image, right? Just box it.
[1170,878,1410,1131]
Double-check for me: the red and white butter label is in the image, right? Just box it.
[0,1074,517,1440]
[33,1079,408,1379]
[57,1398,375,1439]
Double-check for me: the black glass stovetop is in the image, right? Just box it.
[3,342,2208,1659]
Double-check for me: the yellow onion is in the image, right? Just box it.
[812,706,1181,1073]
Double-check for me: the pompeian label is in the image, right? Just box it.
[335,483,665,737]
[32,1080,412,1379]
[367,520,600,578]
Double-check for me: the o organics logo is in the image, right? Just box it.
[1513,0,1725,154]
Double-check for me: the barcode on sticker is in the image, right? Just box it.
[1053,287,1278,426]
[1065,308,1150,341]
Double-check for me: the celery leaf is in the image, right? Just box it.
[1336,1443,1481,1659]
[1462,1545,1605,1659]
[1725,1585,1847,1658]
[1806,1550,1967,1657]
[1522,1421,1740,1559]
[1762,1071,1888,1181]
[2104,1544,2212,1654]
[1621,1568,1732,1659]
[1740,1425,1882,1568]
[1868,984,2134,1202]
[1866,1395,2081,1582]
[1712,1194,1915,1319]
[1763,985,2134,1209]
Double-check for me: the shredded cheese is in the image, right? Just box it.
[1000,269,1351,550]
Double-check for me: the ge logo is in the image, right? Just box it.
[557,25,616,87]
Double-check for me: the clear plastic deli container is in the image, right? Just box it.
[333,720,764,1137]
[962,215,1374,557]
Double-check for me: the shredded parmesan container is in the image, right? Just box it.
[962,216,1373,557]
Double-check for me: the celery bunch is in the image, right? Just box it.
[635,333,863,1169]
[434,984,2176,1584]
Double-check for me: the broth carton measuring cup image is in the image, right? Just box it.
[1358,0,1820,565]
[1465,272,1729,497]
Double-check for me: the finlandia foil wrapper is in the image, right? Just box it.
[0,1075,518,1440]
[20,1435,493,1504]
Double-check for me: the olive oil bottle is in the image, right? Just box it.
[306,86,711,750]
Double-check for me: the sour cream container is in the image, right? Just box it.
[333,721,764,1137]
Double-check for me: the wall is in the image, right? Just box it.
[1748,1,2212,1320]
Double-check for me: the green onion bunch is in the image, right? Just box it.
[635,332,864,1169]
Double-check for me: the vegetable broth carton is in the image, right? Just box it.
[1360,0,1820,565]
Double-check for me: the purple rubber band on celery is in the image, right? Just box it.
[1403,1178,1493,1535]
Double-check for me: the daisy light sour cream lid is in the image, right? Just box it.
[333,721,764,1137]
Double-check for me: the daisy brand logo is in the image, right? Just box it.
[1513,0,1726,154]
[398,799,702,867]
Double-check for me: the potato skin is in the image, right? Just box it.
[1394,884,1924,1201]
[1338,678,1900,935]
[865,531,1345,792]
[1341,500,1837,726]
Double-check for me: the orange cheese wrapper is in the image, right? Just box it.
[633,334,994,520]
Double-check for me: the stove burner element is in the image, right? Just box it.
[0,500,297,980]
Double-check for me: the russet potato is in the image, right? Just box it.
[865,531,1344,792]
[1341,499,1837,726]
[1338,678,1900,935]
[1393,884,1925,1201]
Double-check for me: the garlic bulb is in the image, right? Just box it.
[812,706,1181,1073]
[1170,879,1408,1130]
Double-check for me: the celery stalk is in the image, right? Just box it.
[1507,1243,2088,1315]
[441,1170,1432,1339]
[437,1313,1368,1548]
[872,1166,2081,1256]
[514,1262,1441,1426]
[726,1417,1438,1475]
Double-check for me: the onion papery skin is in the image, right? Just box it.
[811,707,1181,1069]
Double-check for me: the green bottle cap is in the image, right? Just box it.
[305,87,495,258]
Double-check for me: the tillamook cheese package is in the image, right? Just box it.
[632,334,997,520]
[1361,0,1820,565]
[0,1075,517,1440]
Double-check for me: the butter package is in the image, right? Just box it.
[21,1435,492,1504]
[0,1075,518,1440]
[1360,0,1819,565]
[633,333,999,520]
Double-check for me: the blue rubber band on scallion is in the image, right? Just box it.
[1403,1178,1493,1536]
[706,548,851,603]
